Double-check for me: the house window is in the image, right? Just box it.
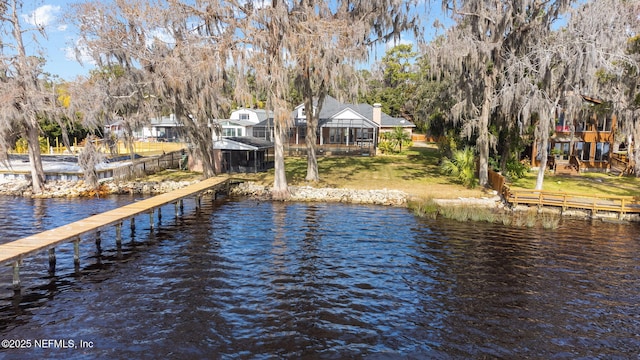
[553,143,570,160]
[596,115,612,132]
[239,113,250,121]
[594,142,610,162]
[575,142,590,161]
[329,128,340,143]
[254,128,266,139]
[222,128,237,137]
[356,128,373,142]
[556,112,570,132]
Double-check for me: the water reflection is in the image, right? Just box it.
[0,198,639,359]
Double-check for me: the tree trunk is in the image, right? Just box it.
[478,81,492,187]
[633,124,640,176]
[193,126,216,178]
[305,116,319,182]
[25,122,45,193]
[272,121,290,200]
[302,63,321,182]
[535,115,552,190]
[303,89,321,182]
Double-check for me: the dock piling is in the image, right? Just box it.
[116,223,122,248]
[48,248,56,275]
[95,231,102,252]
[74,237,80,269]
[12,260,21,290]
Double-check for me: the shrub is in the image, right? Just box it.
[505,157,530,180]
[440,147,478,188]
[377,140,395,154]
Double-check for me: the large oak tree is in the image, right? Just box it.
[0,0,62,193]
[428,0,574,188]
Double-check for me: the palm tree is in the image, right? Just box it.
[440,147,478,188]
[388,126,411,153]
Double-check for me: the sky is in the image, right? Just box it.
[17,1,446,82]
[17,0,95,80]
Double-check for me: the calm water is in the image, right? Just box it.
[0,195,639,359]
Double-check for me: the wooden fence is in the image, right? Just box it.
[99,150,184,181]
[488,169,640,217]
[505,189,640,216]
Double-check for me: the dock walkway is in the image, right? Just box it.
[1,176,230,289]
[506,188,640,217]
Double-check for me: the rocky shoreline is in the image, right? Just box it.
[229,181,411,206]
[2,178,636,223]
[230,181,507,209]
[0,178,200,198]
[0,177,504,210]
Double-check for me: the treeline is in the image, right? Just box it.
[0,0,638,195]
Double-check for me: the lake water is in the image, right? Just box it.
[0,195,639,359]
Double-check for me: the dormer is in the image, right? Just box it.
[230,108,266,124]
[293,103,315,122]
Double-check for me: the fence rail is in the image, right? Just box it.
[506,188,640,215]
[101,150,184,181]
[487,169,640,217]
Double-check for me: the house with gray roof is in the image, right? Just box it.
[252,95,414,156]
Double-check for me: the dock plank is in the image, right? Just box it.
[0,177,229,266]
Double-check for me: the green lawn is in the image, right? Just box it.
[239,144,490,199]
[510,171,640,198]
[159,143,640,200]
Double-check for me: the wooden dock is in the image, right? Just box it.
[506,188,640,217]
[1,176,231,290]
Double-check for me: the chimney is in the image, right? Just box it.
[373,103,382,126]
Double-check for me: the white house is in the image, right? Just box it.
[132,114,182,142]
[210,108,272,140]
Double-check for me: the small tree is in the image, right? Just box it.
[77,136,105,189]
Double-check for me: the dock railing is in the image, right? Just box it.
[506,188,640,215]
[488,169,640,216]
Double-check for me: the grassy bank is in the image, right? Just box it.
[407,197,562,229]
[510,171,640,198]
[150,142,640,203]
[239,143,488,199]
